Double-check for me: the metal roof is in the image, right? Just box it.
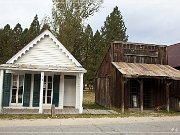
[112,62,180,80]
[168,43,180,68]
[0,64,87,73]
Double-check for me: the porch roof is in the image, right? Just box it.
[112,62,180,80]
[0,64,87,73]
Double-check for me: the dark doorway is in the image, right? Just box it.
[129,80,140,108]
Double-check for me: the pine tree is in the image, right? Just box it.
[101,6,128,47]
[28,15,40,41]
[82,24,94,87]
[13,23,23,53]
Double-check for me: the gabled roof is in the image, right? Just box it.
[7,30,82,67]
[112,62,180,80]
[168,43,180,68]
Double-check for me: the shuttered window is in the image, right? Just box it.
[2,73,11,107]
[52,75,60,107]
[23,74,31,107]
[33,74,40,107]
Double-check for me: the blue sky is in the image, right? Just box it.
[0,0,180,45]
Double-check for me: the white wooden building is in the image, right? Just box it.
[0,30,86,114]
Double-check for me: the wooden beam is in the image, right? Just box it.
[121,76,125,113]
[166,80,172,112]
[140,79,143,113]
[166,83,169,112]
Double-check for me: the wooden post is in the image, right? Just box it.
[121,76,125,113]
[51,104,56,117]
[140,79,143,113]
[59,74,64,109]
[30,74,34,107]
[79,73,84,114]
[39,72,44,114]
[166,83,169,112]
[0,70,4,113]
[166,80,172,112]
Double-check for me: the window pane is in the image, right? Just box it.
[43,97,45,103]
[44,76,46,82]
[47,90,51,96]
[13,82,17,87]
[43,90,45,96]
[19,75,24,82]
[48,83,52,89]
[18,95,22,103]
[12,89,17,95]
[13,75,18,81]
[48,76,52,82]
[11,96,16,103]
[47,97,51,104]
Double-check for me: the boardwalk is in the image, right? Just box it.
[1,108,118,115]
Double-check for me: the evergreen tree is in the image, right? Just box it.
[12,23,23,53]
[101,6,128,47]
[1,24,13,62]
[28,15,40,41]
[82,24,94,87]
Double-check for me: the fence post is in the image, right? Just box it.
[51,104,55,117]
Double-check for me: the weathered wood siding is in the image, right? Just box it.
[112,42,167,64]
[95,42,168,109]
[15,36,76,66]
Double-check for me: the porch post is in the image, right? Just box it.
[59,74,64,109]
[75,73,80,109]
[140,79,143,113]
[30,74,34,107]
[121,76,125,113]
[166,83,169,112]
[0,70,4,112]
[39,72,44,114]
[79,73,83,113]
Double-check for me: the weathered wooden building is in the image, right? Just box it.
[95,41,180,113]
[0,30,86,114]
[168,43,180,111]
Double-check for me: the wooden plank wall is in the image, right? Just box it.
[112,43,167,64]
[95,42,168,109]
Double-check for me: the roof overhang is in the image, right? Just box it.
[112,62,180,80]
[0,64,87,73]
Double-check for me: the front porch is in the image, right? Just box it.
[0,68,84,114]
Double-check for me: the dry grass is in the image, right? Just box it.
[83,90,107,109]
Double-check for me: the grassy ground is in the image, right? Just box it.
[83,90,107,109]
[0,91,180,119]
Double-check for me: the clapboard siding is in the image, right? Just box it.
[15,36,76,66]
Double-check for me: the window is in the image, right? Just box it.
[11,75,24,105]
[43,76,53,104]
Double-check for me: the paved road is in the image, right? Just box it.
[0,117,180,134]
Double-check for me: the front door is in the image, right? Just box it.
[11,74,24,106]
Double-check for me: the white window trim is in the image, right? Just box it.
[43,75,53,107]
[10,74,25,107]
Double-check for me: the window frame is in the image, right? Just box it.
[10,74,25,106]
[43,75,53,105]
